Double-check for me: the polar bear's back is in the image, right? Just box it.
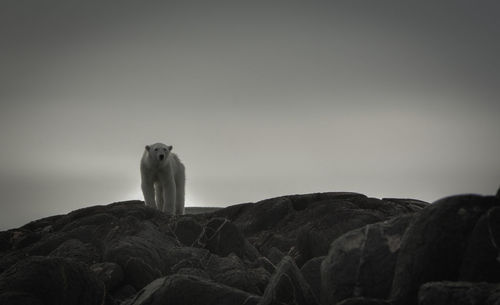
[169,153,185,176]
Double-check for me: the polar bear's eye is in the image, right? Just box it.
[163,148,167,151]
[154,148,158,152]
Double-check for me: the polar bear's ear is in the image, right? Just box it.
[145,145,151,151]
[168,145,173,151]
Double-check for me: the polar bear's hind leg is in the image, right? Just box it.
[163,180,176,214]
[175,171,185,215]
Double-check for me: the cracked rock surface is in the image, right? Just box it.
[1,191,498,305]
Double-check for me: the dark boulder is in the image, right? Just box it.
[199,217,248,258]
[164,248,270,295]
[214,193,427,265]
[126,274,261,305]
[459,206,500,282]
[205,253,270,295]
[90,262,124,291]
[0,256,105,305]
[390,195,500,305]
[49,238,100,264]
[171,216,203,247]
[418,281,499,305]
[266,246,286,266]
[103,217,178,275]
[163,246,210,274]
[259,256,318,305]
[0,192,432,305]
[300,256,324,302]
[322,214,414,304]
[255,256,276,274]
[113,284,137,303]
[0,201,178,303]
[487,286,500,305]
[123,256,162,291]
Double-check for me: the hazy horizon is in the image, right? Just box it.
[1,1,499,230]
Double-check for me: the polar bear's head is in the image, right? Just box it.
[146,143,173,162]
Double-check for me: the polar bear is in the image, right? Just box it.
[140,142,185,215]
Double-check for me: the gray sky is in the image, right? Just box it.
[1,0,499,230]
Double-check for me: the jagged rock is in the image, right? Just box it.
[163,246,210,274]
[390,195,500,305]
[165,248,270,295]
[322,214,414,304]
[300,256,324,302]
[172,216,203,246]
[256,256,276,274]
[0,201,179,303]
[11,230,42,250]
[0,192,431,305]
[337,297,391,305]
[200,217,247,258]
[0,256,105,305]
[418,281,499,305]
[49,238,100,264]
[214,193,427,265]
[259,256,318,305]
[123,256,162,291]
[90,262,124,291]
[103,216,178,277]
[126,274,261,305]
[248,267,273,294]
[204,253,270,295]
[266,246,285,265]
[113,284,137,303]
[487,286,500,305]
[459,206,500,282]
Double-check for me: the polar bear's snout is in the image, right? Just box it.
[159,154,165,161]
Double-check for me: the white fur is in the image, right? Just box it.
[140,142,185,215]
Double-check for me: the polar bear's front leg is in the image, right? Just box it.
[141,180,156,208]
[163,180,176,215]
[155,183,164,211]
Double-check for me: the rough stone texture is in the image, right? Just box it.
[126,274,261,305]
[48,238,100,264]
[459,206,500,282]
[171,216,203,247]
[213,193,428,266]
[90,262,124,291]
[321,214,414,304]
[123,257,162,291]
[259,256,318,305]
[301,256,324,302]
[487,286,500,305]
[0,256,105,305]
[205,253,269,295]
[3,191,500,304]
[266,246,285,266]
[0,193,430,305]
[199,217,248,258]
[390,195,500,305]
[163,246,210,274]
[418,281,499,305]
[162,246,269,295]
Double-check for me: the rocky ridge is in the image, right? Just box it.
[0,191,498,305]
